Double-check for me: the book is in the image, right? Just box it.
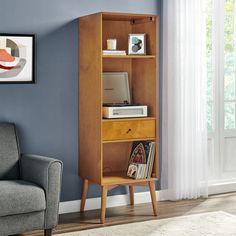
[146,142,156,178]
[127,163,138,178]
[127,141,156,179]
[103,50,126,55]
[127,163,146,179]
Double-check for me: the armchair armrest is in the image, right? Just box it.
[20,154,63,229]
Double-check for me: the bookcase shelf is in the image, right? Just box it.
[102,138,156,144]
[102,55,156,59]
[102,117,157,122]
[102,171,157,185]
[79,12,159,224]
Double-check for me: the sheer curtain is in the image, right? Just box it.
[162,0,208,200]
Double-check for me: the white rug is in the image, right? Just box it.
[57,211,236,236]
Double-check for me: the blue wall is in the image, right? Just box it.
[0,0,160,201]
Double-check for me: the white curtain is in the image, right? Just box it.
[162,0,208,200]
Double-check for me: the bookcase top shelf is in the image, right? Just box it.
[102,55,156,59]
[100,12,157,21]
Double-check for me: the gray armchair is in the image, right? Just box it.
[0,123,63,236]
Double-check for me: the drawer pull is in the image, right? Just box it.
[126,128,132,134]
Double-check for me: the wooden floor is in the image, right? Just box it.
[22,192,236,235]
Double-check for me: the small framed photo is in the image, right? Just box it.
[0,33,35,84]
[128,33,146,55]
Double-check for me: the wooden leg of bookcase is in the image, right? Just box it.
[129,185,135,205]
[101,185,108,224]
[148,180,158,216]
[80,179,89,212]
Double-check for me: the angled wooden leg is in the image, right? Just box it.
[129,185,135,205]
[44,229,52,236]
[148,180,158,216]
[80,179,89,212]
[101,185,108,224]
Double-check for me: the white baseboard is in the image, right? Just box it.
[59,190,167,215]
[59,184,236,215]
[208,181,236,195]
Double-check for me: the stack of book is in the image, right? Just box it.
[102,50,126,56]
[127,141,156,179]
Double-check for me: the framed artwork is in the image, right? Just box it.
[128,33,146,55]
[0,33,35,83]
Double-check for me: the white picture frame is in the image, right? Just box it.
[128,33,146,55]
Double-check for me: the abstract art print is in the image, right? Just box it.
[0,34,35,83]
[128,33,146,55]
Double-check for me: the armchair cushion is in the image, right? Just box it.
[0,180,46,217]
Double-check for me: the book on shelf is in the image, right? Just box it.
[146,142,156,178]
[103,50,126,56]
[127,141,156,179]
[127,163,146,179]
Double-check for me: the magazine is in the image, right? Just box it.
[127,141,155,179]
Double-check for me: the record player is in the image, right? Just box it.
[103,72,148,118]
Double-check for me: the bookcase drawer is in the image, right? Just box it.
[103,119,156,141]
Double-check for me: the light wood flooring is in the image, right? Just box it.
[22,192,236,235]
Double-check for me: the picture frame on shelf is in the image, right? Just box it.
[0,33,35,84]
[128,33,146,55]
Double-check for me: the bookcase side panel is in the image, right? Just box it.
[79,14,103,184]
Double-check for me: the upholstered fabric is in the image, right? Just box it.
[0,123,19,179]
[0,180,46,217]
[20,154,63,229]
[0,211,44,235]
[0,123,63,235]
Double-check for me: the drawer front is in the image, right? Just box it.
[103,119,156,141]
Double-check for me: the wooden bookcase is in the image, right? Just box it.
[79,12,159,223]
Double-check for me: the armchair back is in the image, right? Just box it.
[0,123,20,179]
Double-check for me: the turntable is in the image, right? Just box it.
[103,72,148,118]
